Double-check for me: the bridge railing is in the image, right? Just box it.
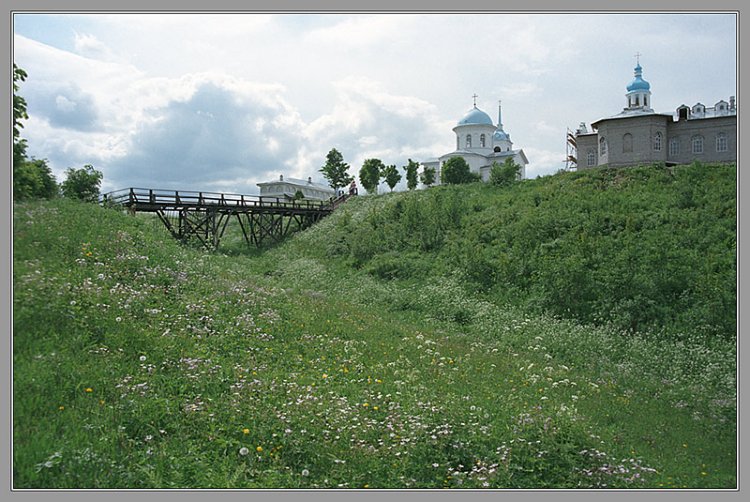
[101,187,337,211]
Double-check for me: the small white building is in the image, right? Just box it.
[256,175,335,201]
[423,99,529,183]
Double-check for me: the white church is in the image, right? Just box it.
[422,97,529,183]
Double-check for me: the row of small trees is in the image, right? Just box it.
[319,148,521,194]
[13,64,103,203]
[319,148,436,194]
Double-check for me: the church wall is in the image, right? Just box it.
[453,124,497,154]
[575,134,599,169]
[666,116,737,165]
[596,115,669,167]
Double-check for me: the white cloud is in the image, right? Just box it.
[13,13,736,192]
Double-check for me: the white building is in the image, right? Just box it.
[257,175,335,201]
[423,99,529,183]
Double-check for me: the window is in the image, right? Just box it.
[466,134,472,148]
[654,132,662,151]
[669,138,679,157]
[480,134,486,148]
[692,135,704,154]
[634,96,640,106]
[457,136,460,150]
[623,133,633,153]
[644,96,648,107]
[587,149,596,166]
[599,137,607,156]
[716,132,728,152]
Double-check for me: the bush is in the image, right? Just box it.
[489,158,521,186]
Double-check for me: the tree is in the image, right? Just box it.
[382,164,402,192]
[420,166,436,187]
[403,159,420,190]
[61,164,103,202]
[293,189,305,200]
[489,157,522,186]
[14,158,58,200]
[441,156,479,184]
[12,65,60,201]
[319,148,354,190]
[359,158,384,194]
[13,64,28,153]
[13,64,30,181]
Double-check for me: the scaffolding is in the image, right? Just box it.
[565,127,577,171]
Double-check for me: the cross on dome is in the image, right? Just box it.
[472,93,478,107]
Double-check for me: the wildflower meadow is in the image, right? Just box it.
[13,164,736,489]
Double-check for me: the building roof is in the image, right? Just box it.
[257,176,334,192]
[457,106,494,126]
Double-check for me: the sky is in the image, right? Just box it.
[12,12,737,194]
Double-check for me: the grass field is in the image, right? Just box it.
[13,164,736,489]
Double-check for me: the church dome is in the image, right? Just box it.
[458,106,494,126]
[493,128,510,141]
[626,63,650,92]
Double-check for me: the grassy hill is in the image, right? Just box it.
[13,163,736,488]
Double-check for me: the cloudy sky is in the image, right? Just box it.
[13,12,737,194]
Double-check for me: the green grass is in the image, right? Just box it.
[13,164,736,488]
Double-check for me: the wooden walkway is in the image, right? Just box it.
[102,187,351,249]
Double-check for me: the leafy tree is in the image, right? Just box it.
[403,159,420,190]
[420,165,436,187]
[382,164,402,192]
[489,157,522,186]
[14,158,58,200]
[319,148,354,190]
[61,164,103,202]
[359,158,384,194]
[13,64,29,162]
[441,156,479,184]
[293,189,305,200]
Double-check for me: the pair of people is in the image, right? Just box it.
[348,180,358,196]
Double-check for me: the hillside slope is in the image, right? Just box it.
[13,164,736,488]
[284,162,736,339]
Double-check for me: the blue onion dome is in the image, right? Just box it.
[458,106,494,126]
[627,63,650,92]
[493,128,510,141]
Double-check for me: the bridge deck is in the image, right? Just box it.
[102,187,350,249]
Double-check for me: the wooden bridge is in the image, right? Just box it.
[102,187,350,249]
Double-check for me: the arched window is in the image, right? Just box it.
[692,135,704,154]
[634,96,640,106]
[716,132,728,152]
[457,136,460,150]
[623,133,633,153]
[480,134,486,148]
[669,137,680,157]
[466,134,472,148]
[587,149,596,167]
[599,137,607,156]
[644,96,648,107]
[654,132,662,151]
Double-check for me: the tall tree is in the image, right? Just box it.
[61,165,103,203]
[359,158,384,194]
[382,164,402,192]
[13,64,29,171]
[319,148,353,190]
[420,165,436,187]
[441,156,479,184]
[12,64,60,201]
[403,159,420,190]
